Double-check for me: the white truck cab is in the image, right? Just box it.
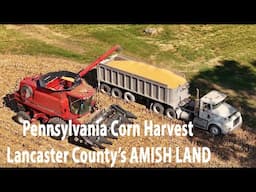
[194,90,242,135]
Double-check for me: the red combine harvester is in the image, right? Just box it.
[5,45,136,149]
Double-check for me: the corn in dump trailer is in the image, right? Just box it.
[97,55,191,119]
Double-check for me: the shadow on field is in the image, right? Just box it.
[83,68,98,88]
[189,59,256,167]
[250,60,256,67]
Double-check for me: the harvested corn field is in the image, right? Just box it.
[0,24,256,168]
[0,54,255,168]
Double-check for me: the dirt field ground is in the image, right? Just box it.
[0,54,255,167]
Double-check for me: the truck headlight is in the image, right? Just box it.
[224,117,230,122]
[224,121,232,128]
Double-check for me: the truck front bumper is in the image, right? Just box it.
[222,115,242,134]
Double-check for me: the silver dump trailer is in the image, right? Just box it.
[97,55,190,119]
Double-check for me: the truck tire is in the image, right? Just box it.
[16,111,31,124]
[111,88,122,98]
[152,103,164,114]
[48,117,66,140]
[166,108,177,119]
[100,84,111,95]
[209,125,221,136]
[124,92,136,102]
[20,85,33,101]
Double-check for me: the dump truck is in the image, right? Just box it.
[4,45,137,149]
[97,55,243,135]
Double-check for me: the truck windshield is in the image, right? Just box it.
[212,99,225,110]
[69,96,92,115]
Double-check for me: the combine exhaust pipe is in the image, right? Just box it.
[194,88,200,117]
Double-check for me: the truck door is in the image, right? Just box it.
[193,102,211,130]
[199,102,211,120]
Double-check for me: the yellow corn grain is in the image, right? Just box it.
[107,60,187,89]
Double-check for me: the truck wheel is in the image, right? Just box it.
[48,117,66,140]
[166,108,177,119]
[209,125,221,136]
[124,92,136,102]
[152,103,164,114]
[16,111,31,124]
[111,88,122,98]
[100,84,111,95]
